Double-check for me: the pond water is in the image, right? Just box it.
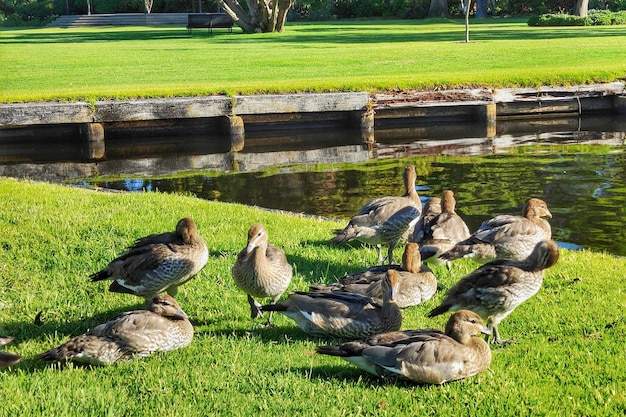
[2,115,625,256]
[85,127,626,257]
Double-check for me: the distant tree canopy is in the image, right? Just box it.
[1,0,624,26]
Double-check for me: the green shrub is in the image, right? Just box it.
[332,0,386,18]
[588,8,614,23]
[0,0,55,26]
[528,10,626,25]
[527,13,588,25]
[613,9,626,22]
[289,0,334,21]
[384,0,430,19]
[590,0,626,11]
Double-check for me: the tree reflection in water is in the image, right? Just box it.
[95,147,626,256]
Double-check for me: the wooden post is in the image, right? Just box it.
[359,108,375,131]
[349,108,375,130]
[361,129,375,150]
[223,115,245,152]
[80,122,105,160]
[476,103,497,138]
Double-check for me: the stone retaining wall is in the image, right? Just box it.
[1,83,624,161]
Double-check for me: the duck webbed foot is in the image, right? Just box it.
[488,326,516,345]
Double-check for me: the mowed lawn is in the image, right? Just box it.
[0,176,625,416]
[1,18,625,102]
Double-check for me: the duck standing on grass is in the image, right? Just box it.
[0,336,21,367]
[309,242,437,309]
[38,294,193,366]
[262,269,402,339]
[316,310,491,384]
[413,190,471,266]
[232,223,293,326]
[439,198,552,264]
[429,239,560,345]
[329,165,423,265]
[90,217,209,301]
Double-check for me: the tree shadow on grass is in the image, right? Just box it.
[2,22,625,46]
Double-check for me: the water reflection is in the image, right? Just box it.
[90,147,626,255]
[1,115,626,255]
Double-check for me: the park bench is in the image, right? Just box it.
[187,13,233,33]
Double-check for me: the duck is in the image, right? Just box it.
[309,242,437,309]
[38,294,193,366]
[429,239,559,344]
[438,198,552,264]
[90,217,208,301]
[232,223,293,326]
[329,165,423,264]
[316,310,491,384]
[262,269,403,339]
[411,196,441,244]
[0,336,21,367]
[413,190,471,265]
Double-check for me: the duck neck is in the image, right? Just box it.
[381,299,402,329]
[441,198,456,214]
[403,170,418,200]
[252,241,268,265]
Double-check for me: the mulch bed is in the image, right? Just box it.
[370,88,495,106]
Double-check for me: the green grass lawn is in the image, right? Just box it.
[1,19,625,102]
[0,176,625,416]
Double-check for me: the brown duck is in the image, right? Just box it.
[309,243,437,309]
[232,223,293,325]
[329,165,422,264]
[90,217,208,301]
[38,294,193,366]
[317,310,492,384]
[0,336,21,367]
[429,239,559,344]
[413,190,471,266]
[411,196,442,244]
[262,269,402,339]
[439,198,552,264]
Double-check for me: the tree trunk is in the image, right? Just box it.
[274,0,294,32]
[427,0,448,18]
[464,0,471,42]
[574,0,589,16]
[220,0,258,32]
[219,0,293,33]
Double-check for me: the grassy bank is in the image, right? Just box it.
[1,19,625,102]
[0,177,625,416]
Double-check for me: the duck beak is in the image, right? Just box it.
[0,336,14,346]
[388,281,400,302]
[245,235,261,254]
[544,208,553,219]
[172,307,189,321]
[481,325,492,336]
